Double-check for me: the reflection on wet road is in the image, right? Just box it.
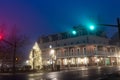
[42,66,120,80]
[0,66,120,80]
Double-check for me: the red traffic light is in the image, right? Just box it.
[0,35,3,40]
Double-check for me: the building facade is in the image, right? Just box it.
[37,25,120,68]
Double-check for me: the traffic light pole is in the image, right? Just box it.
[13,42,16,73]
[117,18,120,40]
[1,39,16,74]
[98,18,120,40]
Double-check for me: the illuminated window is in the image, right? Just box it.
[63,59,68,65]
[71,58,75,64]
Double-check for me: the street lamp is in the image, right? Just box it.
[49,49,56,71]
[49,45,52,48]
[25,60,29,65]
[96,59,100,66]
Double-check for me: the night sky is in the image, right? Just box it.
[0,0,120,50]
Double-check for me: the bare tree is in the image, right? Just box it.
[0,25,30,68]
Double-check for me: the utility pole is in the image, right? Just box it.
[117,18,120,40]
[13,42,16,73]
[97,17,120,66]
[2,39,16,73]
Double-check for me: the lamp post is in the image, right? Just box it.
[96,58,100,66]
[49,49,55,71]
[13,42,16,73]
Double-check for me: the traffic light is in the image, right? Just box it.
[72,30,77,35]
[0,34,3,40]
[89,25,95,30]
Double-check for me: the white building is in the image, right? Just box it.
[37,25,120,68]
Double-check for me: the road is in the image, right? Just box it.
[0,66,120,80]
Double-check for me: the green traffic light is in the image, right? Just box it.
[72,30,76,35]
[89,25,95,30]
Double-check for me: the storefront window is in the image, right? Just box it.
[63,59,68,65]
